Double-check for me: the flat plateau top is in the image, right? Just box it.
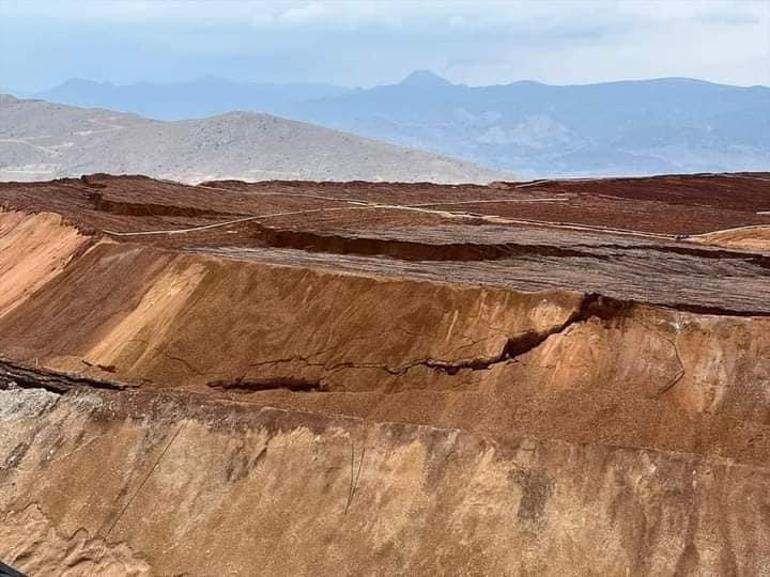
[2,172,770,314]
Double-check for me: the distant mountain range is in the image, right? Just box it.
[38,77,350,121]
[0,94,505,183]
[18,72,770,178]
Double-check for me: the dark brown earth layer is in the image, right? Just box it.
[2,172,770,235]
[2,172,770,313]
[1,172,769,576]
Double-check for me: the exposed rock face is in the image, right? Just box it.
[0,173,769,575]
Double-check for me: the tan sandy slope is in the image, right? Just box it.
[1,173,770,575]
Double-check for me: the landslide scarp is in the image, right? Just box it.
[1,173,769,576]
[0,206,768,467]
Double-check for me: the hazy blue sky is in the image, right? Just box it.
[1,0,768,91]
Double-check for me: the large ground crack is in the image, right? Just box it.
[0,294,631,395]
[391,293,631,376]
[85,189,241,220]
[246,224,604,262]
[0,356,134,394]
[207,376,326,393]
[207,293,632,389]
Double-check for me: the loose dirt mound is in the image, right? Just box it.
[1,173,769,576]
[0,211,89,317]
[693,224,770,252]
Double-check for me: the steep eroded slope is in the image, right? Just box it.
[1,174,769,575]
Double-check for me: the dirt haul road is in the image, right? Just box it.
[1,172,770,576]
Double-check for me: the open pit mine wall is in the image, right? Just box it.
[1,386,768,577]
[1,209,769,575]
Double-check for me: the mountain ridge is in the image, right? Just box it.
[0,94,506,184]
[14,72,768,178]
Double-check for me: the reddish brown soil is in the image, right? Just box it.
[2,172,769,237]
[1,172,769,315]
[2,172,770,575]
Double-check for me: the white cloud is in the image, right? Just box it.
[2,0,765,31]
[1,0,767,88]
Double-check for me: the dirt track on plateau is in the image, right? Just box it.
[1,172,770,576]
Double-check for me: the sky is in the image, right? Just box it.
[1,0,769,91]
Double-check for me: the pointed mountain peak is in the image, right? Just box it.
[399,70,453,88]
[59,78,113,88]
